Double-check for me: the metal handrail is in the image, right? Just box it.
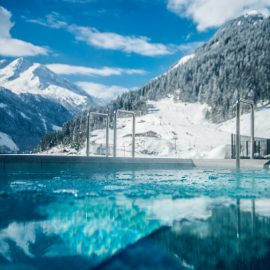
[236,98,255,169]
[86,112,109,157]
[113,109,135,158]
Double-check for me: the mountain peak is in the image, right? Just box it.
[243,9,269,18]
[217,10,268,31]
[0,57,33,81]
[0,57,94,113]
[9,57,32,71]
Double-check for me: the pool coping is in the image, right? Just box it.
[193,159,270,170]
[0,155,269,170]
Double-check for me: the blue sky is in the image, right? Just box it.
[0,0,269,100]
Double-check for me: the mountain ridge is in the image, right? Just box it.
[0,57,94,113]
[0,58,95,152]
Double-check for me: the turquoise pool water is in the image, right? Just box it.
[0,165,270,269]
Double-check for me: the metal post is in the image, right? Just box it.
[87,112,109,157]
[132,114,135,158]
[113,111,117,157]
[113,109,136,158]
[86,113,90,157]
[231,134,234,159]
[240,99,254,160]
[236,98,255,169]
[250,106,254,159]
[236,100,240,170]
[105,116,109,157]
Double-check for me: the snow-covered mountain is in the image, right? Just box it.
[37,12,270,157]
[0,58,94,153]
[0,58,93,113]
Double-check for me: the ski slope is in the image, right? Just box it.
[45,97,270,159]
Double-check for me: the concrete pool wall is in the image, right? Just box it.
[0,155,269,170]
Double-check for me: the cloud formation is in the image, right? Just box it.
[28,12,174,57]
[46,63,146,76]
[77,81,129,101]
[0,6,48,57]
[68,25,173,56]
[167,0,270,30]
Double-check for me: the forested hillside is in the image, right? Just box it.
[39,13,270,152]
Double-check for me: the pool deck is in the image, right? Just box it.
[0,154,269,170]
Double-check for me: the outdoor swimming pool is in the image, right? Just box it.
[0,162,270,269]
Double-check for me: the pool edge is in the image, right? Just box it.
[0,155,269,170]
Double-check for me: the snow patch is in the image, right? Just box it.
[205,145,228,159]
[20,112,30,120]
[218,104,270,138]
[39,114,47,133]
[0,131,18,151]
[52,124,62,131]
[244,10,269,18]
[172,54,195,69]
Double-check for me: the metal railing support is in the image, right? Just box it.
[236,100,240,169]
[236,98,255,170]
[86,112,109,157]
[86,113,90,156]
[113,110,117,158]
[113,109,135,158]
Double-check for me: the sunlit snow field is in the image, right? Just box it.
[44,97,270,159]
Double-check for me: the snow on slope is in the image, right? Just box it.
[0,131,18,152]
[171,54,195,70]
[43,97,228,158]
[46,98,270,158]
[244,10,269,18]
[151,54,195,82]
[0,58,92,112]
[219,103,270,138]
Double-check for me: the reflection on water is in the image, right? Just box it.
[0,195,160,269]
[0,167,270,269]
[99,199,270,270]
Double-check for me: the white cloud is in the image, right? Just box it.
[0,39,47,57]
[0,6,13,38]
[68,25,174,56]
[167,0,270,31]
[77,82,129,100]
[27,12,67,29]
[0,6,48,57]
[46,63,146,76]
[28,12,174,57]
